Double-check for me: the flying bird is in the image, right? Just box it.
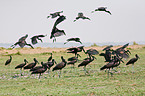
[64,37,82,44]
[103,45,113,51]
[74,12,90,22]
[30,34,47,45]
[50,27,66,42]
[85,49,99,58]
[11,34,34,49]
[47,11,63,19]
[53,15,66,27]
[91,7,112,15]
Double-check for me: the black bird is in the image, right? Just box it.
[48,53,53,62]
[67,57,78,68]
[100,49,112,62]
[100,56,124,77]
[67,46,85,57]
[30,61,44,72]
[15,59,28,76]
[30,34,47,45]
[11,34,34,49]
[74,12,90,22]
[47,11,63,19]
[126,54,139,73]
[24,58,39,70]
[50,27,66,42]
[31,62,49,79]
[77,46,85,53]
[91,7,112,15]
[64,37,82,44]
[112,43,131,59]
[52,56,67,78]
[53,15,66,27]
[46,59,57,70]
[85,49,99,58]
[78,56,96,75]
[5,56,12,65]
[68,56,79,61]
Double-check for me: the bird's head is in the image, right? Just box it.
[24,59,28,63]
[34,58,39,64]
[135,54,140,59]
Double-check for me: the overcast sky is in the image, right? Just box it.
[0,0,145,44]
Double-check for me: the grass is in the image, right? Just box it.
[0,47,145,96]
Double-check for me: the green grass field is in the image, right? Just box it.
[0,47,145,96]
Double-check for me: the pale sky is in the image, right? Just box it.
[0,0,145,44]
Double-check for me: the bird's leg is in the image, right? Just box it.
[108,69,110,78]
[132,64,135,73]
[20,69,23,76]
[84,66,89,75]
[38,74,41,79]
[53,71,56,77]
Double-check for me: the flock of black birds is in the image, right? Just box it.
[10,7,112,49]
[4,7,140,79]
[5,43,140,79]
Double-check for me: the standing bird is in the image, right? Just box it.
[91,7,112,15]
[47,53,53,62]
[50,27,66,42]
[15,59,28,76]
[5,56,12,65]
[30,34,47,45]
[11,34,34,49]
[78,56,96,75]
[24,58,39,70]
[100,49,112,62]
[74,12,90,22]
[64,37,82,44]
[100,56,124,77]
[53,15,66,27]
[52,56,67,78]
[126,54,139,73]
[31,62,49,79]
[47,11,63,19]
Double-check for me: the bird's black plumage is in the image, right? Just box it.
[47,11,63,19]
[92,7,112,15]
[31,34,46,45]
[64,37,82,44]
[24,58,39,69]
[5,56,12,65]
[53,15,66,27]
[126,54,139,65]
[50,27,66,42]
[102,45,113,51]
[52,56,67,71]
[15,59,28,69]
[31,62,49,79]
[85,49,99,58]
[74,12,90,22]
[11,34,34,49]
[47,53,53,62]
